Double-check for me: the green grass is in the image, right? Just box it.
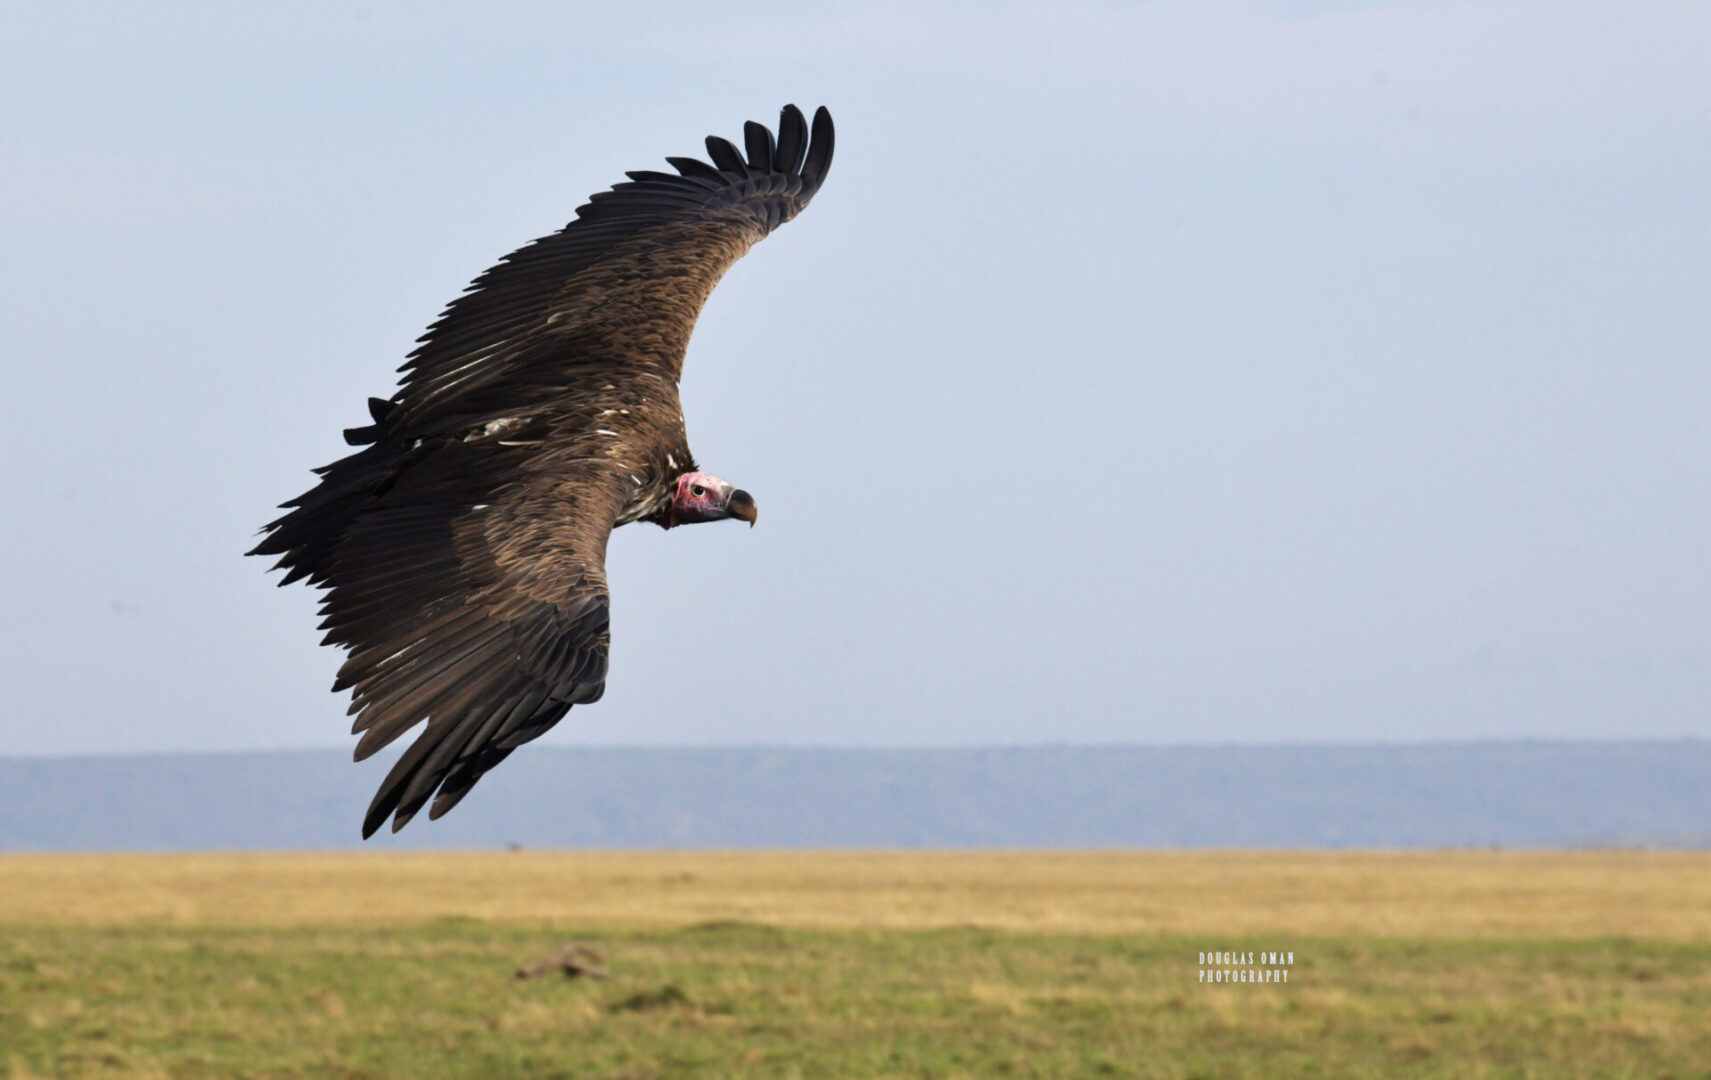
[4,923,1710,1079]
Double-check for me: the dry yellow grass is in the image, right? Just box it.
[3,850,1708,938]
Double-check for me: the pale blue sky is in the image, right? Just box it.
[2,0,1707,756]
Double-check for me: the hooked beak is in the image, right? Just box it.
[726,488,757,527]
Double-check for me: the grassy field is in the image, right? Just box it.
[3,852,1709,1078]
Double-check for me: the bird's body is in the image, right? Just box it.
[251,106,834,837]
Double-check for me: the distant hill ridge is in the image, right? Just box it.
[2,741,1706,851]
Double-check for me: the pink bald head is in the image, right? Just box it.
[665,471,757,529]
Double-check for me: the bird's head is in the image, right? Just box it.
[666,471,757,529]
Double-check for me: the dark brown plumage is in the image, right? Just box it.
[250,105,834,837]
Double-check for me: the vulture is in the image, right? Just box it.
[251,105,834,838]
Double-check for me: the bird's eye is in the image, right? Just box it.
[689,484,706,497]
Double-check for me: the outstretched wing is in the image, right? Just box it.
[251,105,835,836]
[329,452,629,837]
[394,103,834,435]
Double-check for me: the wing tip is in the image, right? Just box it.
[743,120,775,174]
[700,104,832,185]
[703,134,747,175]
[802,106,835,188]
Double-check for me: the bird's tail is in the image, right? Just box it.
[248,397,404,587]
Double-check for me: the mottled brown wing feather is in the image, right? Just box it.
[394,104,833,434]
[317,446,630,838]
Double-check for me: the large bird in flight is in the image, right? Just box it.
[252,105,834,837]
